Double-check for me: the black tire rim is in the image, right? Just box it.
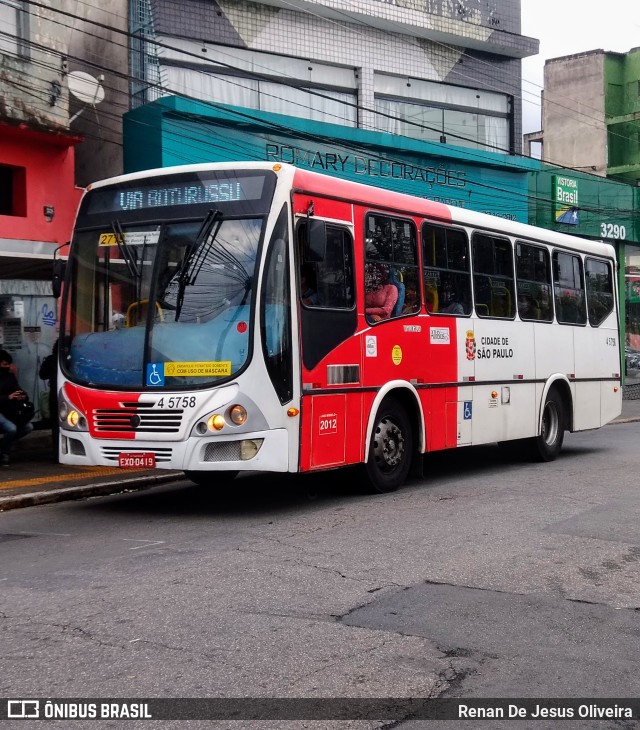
[372,415,405,473]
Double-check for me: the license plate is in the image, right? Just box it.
[118,452,156,468]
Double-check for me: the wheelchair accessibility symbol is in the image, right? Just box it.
[463,401,472,420]
[146,363,165,387]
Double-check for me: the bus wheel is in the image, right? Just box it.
[185,470,239,487]
[530,389,565,462]
[363,397,413,493]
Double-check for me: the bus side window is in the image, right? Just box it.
[585,257,614,327]
[298,224,354,310]
[297,220,358,372]
[421,222,471,316]
[472,232,515,319]
[365,214,419,322]
[553,251,587,325]
[515,241,553,322]
[261,206,293,404]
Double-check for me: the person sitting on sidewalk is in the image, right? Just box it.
[0,349,34,467]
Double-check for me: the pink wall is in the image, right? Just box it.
[0,124,84,246]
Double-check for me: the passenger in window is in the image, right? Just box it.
[300,265,320,306]
[424,285,437,313]
[442,292,464,315]
[518,294,531,318]
[402,281,419,314]
[365,267,398,322]
[531,299,542,319]
[537,290,552,320]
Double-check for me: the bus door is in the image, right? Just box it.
[571,255,618,428]
[295,212,358,470]
[471,233,535,443]
[422,221,474,448]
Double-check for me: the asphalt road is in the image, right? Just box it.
[2,423,640,729]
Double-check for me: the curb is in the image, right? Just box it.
[0,471,183,512]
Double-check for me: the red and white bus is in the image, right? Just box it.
[57,162,622,492]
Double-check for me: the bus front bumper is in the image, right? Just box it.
[59,428,290,473]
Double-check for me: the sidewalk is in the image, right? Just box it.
[0,432,182,511]
[2,399,640,512]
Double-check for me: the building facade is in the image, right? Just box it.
[126,4,640,393]
[9,0,639,407]
[0,0,81,416]
[124,96,539,221]
[0,0,129,417]
[125,0,541,218]
[141,0,537,155]
[525,47,640,391]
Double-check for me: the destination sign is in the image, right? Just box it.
[84,174,268,215]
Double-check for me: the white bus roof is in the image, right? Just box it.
[85,161,616,260]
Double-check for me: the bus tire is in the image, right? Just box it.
[185,470,239,487]
[529,388,565,462]
[362,397,413,493]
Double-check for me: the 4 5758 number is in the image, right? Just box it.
[156,396,196,409]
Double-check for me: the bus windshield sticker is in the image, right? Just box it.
[146,363,165,387]
[164,361,232,378]
[99,230,161,247]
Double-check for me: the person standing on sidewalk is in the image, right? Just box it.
[39,340,59,461]
[0,349,34,466]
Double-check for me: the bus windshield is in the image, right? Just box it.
[63,210,269,389]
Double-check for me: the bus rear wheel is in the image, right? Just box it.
[529,388,565,462]
[185,470,239,487]
[362,397,413,493]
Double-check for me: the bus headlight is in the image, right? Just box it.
[191,399,261,438]
[207,414,226,431]
[58,395,88,431]
[228,404,247,425]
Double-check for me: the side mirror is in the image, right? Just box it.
[52,259,66,299]
[304,219,327,263]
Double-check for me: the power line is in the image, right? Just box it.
[17,0,640,161]
[4,3,639,222]
[6,35,638,224]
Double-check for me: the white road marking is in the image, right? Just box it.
[123,539,165,550]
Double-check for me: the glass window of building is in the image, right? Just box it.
[0,0,25,56]
[374,73,511,152]
[160,43,358,126]
[625,244,640,384]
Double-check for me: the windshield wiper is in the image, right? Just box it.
[111,220,141,280]
[175,209,223,320]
